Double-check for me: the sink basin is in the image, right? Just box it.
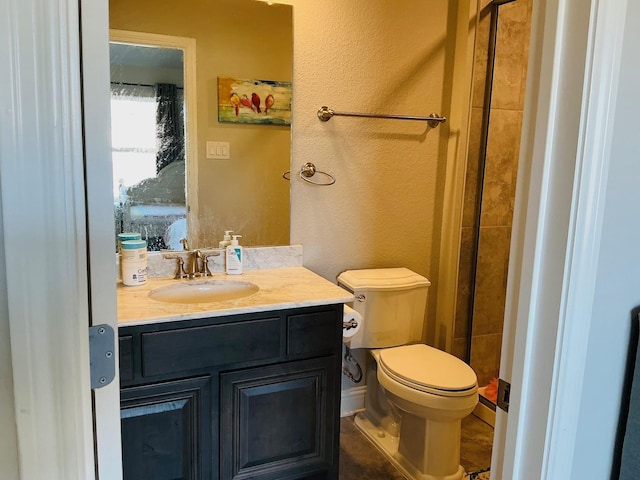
[148,280,259,304]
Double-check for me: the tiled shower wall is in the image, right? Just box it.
[453,0,533,388]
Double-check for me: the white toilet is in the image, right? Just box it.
[338,268,478,480]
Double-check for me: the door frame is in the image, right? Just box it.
[0,0,109,478]
[493,0,629,477]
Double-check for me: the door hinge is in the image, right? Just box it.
[89,324,116,389]
[497,378,511,413]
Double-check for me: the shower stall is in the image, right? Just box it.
[453,0,533,419]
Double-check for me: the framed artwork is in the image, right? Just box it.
[218,76,292,125]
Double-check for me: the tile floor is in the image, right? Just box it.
[339,413,494,480]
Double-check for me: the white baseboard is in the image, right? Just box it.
[473,400,496,427]
[340,386,366,417]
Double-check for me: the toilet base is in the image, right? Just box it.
[353,412,466,480]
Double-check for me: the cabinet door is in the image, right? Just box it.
[121,376,213,480]
[220,357,337,480]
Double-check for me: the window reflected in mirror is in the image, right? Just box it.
[110,41,188,251]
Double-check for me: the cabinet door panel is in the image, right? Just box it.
[220,357,337,480]
[121,376,212,480]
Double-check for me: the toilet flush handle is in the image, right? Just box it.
[356,294,365,302]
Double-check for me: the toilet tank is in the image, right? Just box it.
[337,268,431,350]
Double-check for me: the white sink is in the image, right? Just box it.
[148,279,259,304]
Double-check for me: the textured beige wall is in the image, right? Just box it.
[110,0,293,247]
[112,0,476,386]
[113,0,473,395]
[284,0,460,335]
[111,1,465,320]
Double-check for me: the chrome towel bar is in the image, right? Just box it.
[317,106,446,128]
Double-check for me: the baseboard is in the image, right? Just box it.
[340,386,366,417]
[473,399,496,427]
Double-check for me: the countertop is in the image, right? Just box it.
[117,266,354,326]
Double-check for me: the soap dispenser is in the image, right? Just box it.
[225,235,243,275]
[219,230,233,249]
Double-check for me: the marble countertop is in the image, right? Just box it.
[117,267,354,326]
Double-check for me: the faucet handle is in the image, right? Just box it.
[200,252,220,277]
[173,256,187,279]
[163,253,188,279]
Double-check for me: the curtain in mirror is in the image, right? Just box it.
[155,83,185,173]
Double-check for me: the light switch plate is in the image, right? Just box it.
[206,141,230,159]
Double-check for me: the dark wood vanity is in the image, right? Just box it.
[118,303,343,480]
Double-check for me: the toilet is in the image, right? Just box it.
[337,268,478,480]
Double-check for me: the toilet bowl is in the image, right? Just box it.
[354,345,477,480]
[337,268,478,480]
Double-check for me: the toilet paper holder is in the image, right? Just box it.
[343,318,359,331]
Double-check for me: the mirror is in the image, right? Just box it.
[109,0,293,250]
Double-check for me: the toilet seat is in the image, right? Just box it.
[378,344,477,397]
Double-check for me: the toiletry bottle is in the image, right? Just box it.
[219,230,233,249]
[117,232,142,280]
[121,239,148,286]
[225,235,243,275]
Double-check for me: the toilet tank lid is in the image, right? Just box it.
[337,268,430,291]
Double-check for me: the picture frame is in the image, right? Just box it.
[217,76,292,125]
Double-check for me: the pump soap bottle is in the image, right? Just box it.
[225,235,243,275]
[219,230,234,249]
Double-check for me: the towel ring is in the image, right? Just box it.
[282,162,336,186]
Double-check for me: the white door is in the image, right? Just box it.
[491,0,629,478]
[0,0,122,478]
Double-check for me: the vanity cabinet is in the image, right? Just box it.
[118,304,343,480]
